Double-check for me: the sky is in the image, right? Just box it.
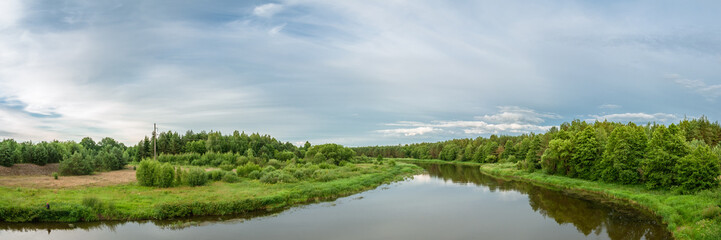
[0,0,720,147]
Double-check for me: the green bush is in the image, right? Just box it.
[155,163,175,188]
[136,159,159,187]
[186,167,208,187]
[675,146,720,194]
[59,152,94,176]
[248,170,262,179]
[259,170,297,184]
[221,172,240,183]
[52,172,58,180]
[237,162,261,177]
[219,163,235,172]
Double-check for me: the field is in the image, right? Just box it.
[0,164,136,188]
[0,162,422,222]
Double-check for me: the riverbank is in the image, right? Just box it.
[396,159,720,240]
[0,163,422,223]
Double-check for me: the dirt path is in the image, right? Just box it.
[0,167,137,189]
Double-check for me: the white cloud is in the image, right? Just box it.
[587,112,679,123]
[667,74,721,101]
[269,23,286,35]
[253,3,283,18]
[376,127,438,136]
[376,106,557,137]
[0,0,22,29]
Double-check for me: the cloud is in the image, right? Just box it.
[0,0,22,29]
[253,3,283,18]
[586,112,679,123]
[376,106,557,137]
[269,23,286,35]
[667,74,721,100]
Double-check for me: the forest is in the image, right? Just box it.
[354,117,721,193]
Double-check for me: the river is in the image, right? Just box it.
[0,163,671,239]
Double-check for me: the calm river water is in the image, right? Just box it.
[0,163,671,240]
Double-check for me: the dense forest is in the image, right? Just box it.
[354,117,721,193]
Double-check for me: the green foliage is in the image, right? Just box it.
[439,143,460,161]
[305,144,355,165]
[675,145,720,194]
[259,170,297,184]
[52,172,58,180]
[571,127,601,180]
[598,125,647,184]
[186,167,208,187]
[222,172,240,183]
[155,163,176,188]
[207,169,226,181]
[237,162,261,177]
[643,125,690,189]
[541,139,573,176]
[136,159,159,187]
[59,152,94,176]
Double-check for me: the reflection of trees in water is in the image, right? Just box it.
[0,209,282,232]
[420,163,672,240]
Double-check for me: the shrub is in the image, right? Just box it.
[221,172,240,183]
[155,163,175,188]
[219,163,235,172]
[52,172,58,180]
[259,170,297,184]
[387,159,396,166]
[248,170,262,179]
[675,146,720,194]
[237,163,261,177]
[266,159,282,169]
[82,197,102,209]
[702,205,721,219]
[136,159,159,187]
[207,169,225,181]
[59,152,94,176]
[185,167,208,187]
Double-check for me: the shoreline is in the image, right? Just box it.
[0,163,423,223]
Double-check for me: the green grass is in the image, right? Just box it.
[477,162,721,240]
[0,163,422,223]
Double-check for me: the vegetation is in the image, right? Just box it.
[356,117,721,193]
[0,163,421,222]
[478,162,721,240]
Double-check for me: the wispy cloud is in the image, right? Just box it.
[253,3,283,18]
[666,74,721,101]
[599,104,621,109]
[586,112,679,124]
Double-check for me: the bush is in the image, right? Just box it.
[387,159,396,166]
[136,159,159,187]
[219,163,235,172]
[266,159,282,169]
[207,169,226,181]
[186,167,208,187]
[52,172,58,180]
[155,163,175,188]
[259,170,297,184]
[82,197,102,209]
[248,170,262,179]
[237,163,261,177]
[59,152,94,176]
[221,172,240,183]
[675,146,720,194]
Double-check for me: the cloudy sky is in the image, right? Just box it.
[1,0,720,146]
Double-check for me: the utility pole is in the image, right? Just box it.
[153,123,157,161]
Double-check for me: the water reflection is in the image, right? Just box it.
[0,163,672,240]
[421,163,671,240]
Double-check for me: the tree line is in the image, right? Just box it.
[354,117,721,193]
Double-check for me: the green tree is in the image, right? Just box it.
[541,139,573,175]
[439,143,460,161]
[642,125,690,189]
[597,125,647,184]
[675,145,720,193]
[571,127,601,180]
[59,152,93,176]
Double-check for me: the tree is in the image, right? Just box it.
[80,137,98,152]
[59,152,93,176]
[0,142,14,167]
[675,145,720,193]
[642,125,689,189]
[439,143,460,161]
[571,127,601,180]
[502,140,516,161]
[597,125,647,184]
[541,139,573,175]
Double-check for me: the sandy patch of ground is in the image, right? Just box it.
[0,166,137,189]
[0,163,60,176]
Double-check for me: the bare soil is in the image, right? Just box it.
[0,164,137,189]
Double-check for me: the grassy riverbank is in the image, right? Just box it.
[396,158,721,240]
[0,163,422,223]
[478,163,720,240]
